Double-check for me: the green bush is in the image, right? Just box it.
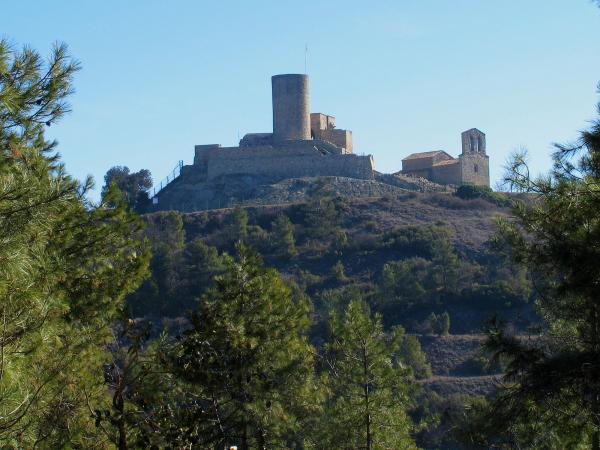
[331,261,347,283]
[400,335,432,379]
[454,185,511,207]
[428,311,451,335]
[382,225,452,259]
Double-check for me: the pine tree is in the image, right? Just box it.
[321,299,417,450]
[400,335,432,379]
[230,204,248,243]
[479,92,600,448]
[431,228,460,300]
[271,213,297,258]
[102,165,153,212]
[0,40,149,446]
[439,311,451,336]
[163,244,318,449]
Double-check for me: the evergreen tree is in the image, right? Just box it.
[439,311,451,336]
[181,239,225,302]
[331,260,347,283]
[163,244,318,449]
[377,257,431,311]
[400,335,432,379]
[431,231,460,300]
[427,312,439,335]
[0,40,149,446]
[303,179,341,241]
[127,211,185,316]
[102,165,152,212]
[321,298,417,450]
[271,213,297,258]
[230,204,248,243]
[478,93,600,448]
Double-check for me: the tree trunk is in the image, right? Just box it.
[592,307,600,450]
[241,423,248,450]
[593,392,600,450]
[114,390,127,450]
[363,343,372,450]
[256,428,266,450]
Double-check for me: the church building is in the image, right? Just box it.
[401,128,490,187]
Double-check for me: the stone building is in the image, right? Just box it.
[152,74,374,209]
[186,74,372,184]
[401,128,490,187]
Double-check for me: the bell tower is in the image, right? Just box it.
[461,128,486,155]
[459,128,490,186]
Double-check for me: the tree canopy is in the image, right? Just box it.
[476,91,600,448]
[0,40,149,447]
[102,165,152,211]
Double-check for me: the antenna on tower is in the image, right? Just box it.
[304,44,308,74]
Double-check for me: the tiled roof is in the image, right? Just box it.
[402,150,453,161]
[432,158,459,167]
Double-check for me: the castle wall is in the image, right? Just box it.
[311,113,335,131]
[193,143,373,181]
[313,128,353,153]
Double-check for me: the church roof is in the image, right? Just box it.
[402,150,453,161]
[432,158,459,167]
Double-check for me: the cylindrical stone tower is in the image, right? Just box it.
[271,74,310,141]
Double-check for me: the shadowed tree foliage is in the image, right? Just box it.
[160,244,319,449]
[472,92,600,448]
[102,165,152,212]
[271,213,297,258]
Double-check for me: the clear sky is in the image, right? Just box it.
[2,0,600,197]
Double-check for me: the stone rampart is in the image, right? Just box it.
[192,141,373,181]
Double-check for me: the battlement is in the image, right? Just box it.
[310,113,353,154]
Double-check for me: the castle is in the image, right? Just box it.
[184,74,373,183]
[400,128,490,187]
[152,74,489,211]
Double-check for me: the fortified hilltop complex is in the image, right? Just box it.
[152,74,489,211]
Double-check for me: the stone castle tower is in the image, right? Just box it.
[271,74,311,141]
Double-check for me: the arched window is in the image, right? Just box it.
[474,164,479,173]
[477,136,483,153]
[470,135,476,152]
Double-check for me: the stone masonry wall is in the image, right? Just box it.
[193,142,373,182]
[431,161,461,185]
[460,153,490,186]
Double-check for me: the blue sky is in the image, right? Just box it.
[2,0,600,197]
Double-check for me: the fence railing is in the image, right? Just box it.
[151,160,183,198]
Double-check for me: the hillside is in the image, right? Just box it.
[133,183,532,343]
[151,172,451,212]
[128,180,534,449]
